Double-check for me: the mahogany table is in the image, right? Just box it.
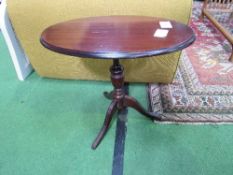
[40,16,195,149]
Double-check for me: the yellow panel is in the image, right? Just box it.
[7,0,192,83]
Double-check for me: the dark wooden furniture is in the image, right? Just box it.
[40,16,195,149]
[201,0,233,62]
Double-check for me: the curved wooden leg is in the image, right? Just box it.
[123,95,161,121]
[92,100,118,149]
[230,45,233,62]
[200,0,207,20]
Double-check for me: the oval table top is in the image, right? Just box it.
[40,16,195,59]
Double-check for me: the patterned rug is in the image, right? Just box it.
[148,2,233,123]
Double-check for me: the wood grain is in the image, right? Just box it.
[40,16,195,59]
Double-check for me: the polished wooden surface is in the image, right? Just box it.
[41,16,195,59]
[40,16,195,149]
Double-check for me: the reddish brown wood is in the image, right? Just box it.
[91,60,161,149]
[40,16,196,149]
[91,100,118,149]
[41,16,195,59]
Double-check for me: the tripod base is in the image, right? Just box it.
[92,59,161,149]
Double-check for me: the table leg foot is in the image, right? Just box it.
[103,91,114,100]
[92,100,118,149]
[124,95,161,121]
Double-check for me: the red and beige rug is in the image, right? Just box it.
[148,2,233,123]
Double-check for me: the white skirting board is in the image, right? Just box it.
[0,0,33,80]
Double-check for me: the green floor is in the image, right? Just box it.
[0,33,115,175]
[125,86,233,175]
[1,32,233,175]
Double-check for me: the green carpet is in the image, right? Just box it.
[1,31,233,175]
[125,84,233,175]
[0,32,115,175]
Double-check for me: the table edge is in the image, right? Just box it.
[40,34,196,59]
